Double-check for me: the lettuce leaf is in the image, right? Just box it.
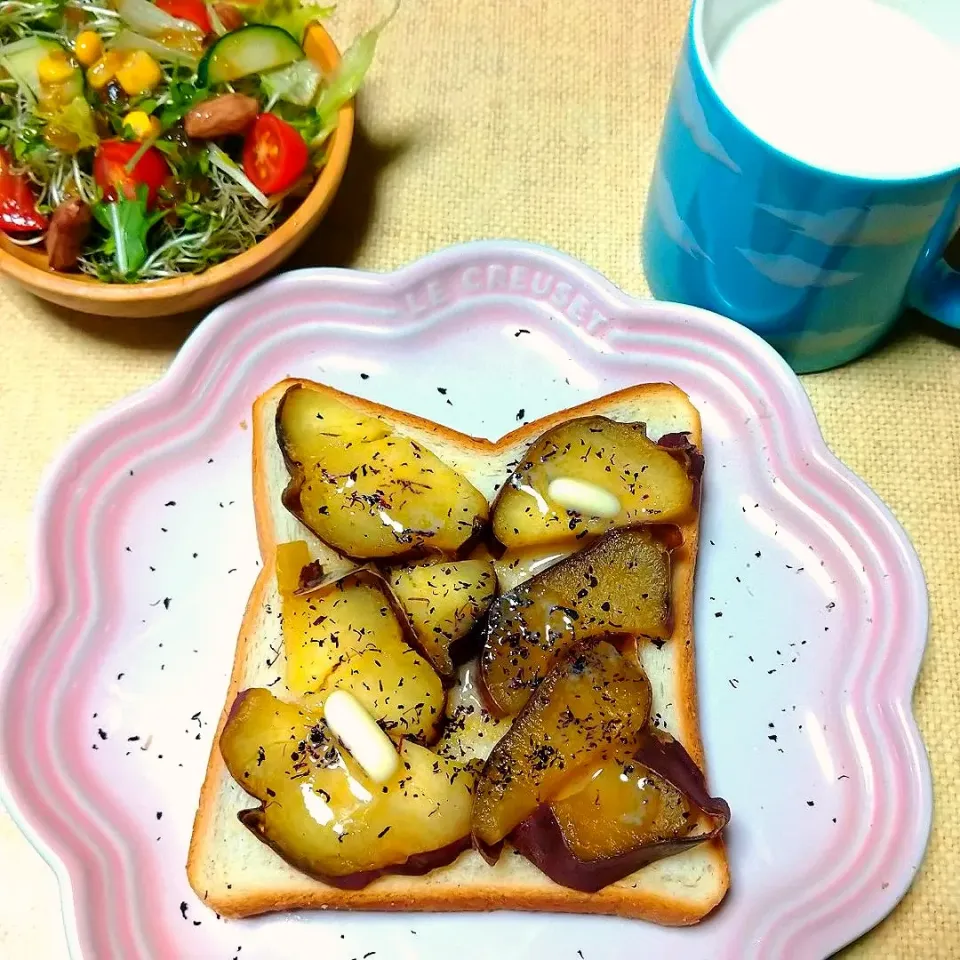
[314,2,397,126]
[262,58,322,106]
[40,96,99,151]
[242,0,335,43]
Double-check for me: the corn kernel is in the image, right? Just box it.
[37,51,76,85]
[74,31,103,68]
[115,50,162,96]
[86,51,124,90]
[122,110,161,140]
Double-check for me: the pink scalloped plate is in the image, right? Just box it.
[0,242,931,960]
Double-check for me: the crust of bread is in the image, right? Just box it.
[187,379,729,924]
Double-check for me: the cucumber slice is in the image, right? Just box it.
[1,38,84,103]
[198,25,303,86]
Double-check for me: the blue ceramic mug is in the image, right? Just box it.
[641,0,960,373]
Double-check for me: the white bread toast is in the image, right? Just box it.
[187,380,729,925]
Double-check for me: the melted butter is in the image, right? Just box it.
[515,481,551,515]
[296,737,380,838]
[377,509,406,535]
[438,661,512,764]
[345,773,375,803]
[543,601,578,642]
[619,777,665,829]
[547,477,621,519]
[552,763,605,802]
[300,782,335,826]
[453,660,487,716]
[493,546,572,592]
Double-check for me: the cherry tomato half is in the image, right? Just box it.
[242,113,309,195]
[0,147,47,233]
[93,140,169,209]
[155,0,211,33]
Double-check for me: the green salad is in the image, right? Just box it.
[0,0,391,280]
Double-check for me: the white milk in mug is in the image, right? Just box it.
[710,0,960,179]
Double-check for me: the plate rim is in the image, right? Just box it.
[0,239,932,960]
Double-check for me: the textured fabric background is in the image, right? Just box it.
[0,1,957,956]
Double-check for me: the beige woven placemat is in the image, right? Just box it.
[0,1,957,956]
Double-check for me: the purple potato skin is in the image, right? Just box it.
[509,732,730,893]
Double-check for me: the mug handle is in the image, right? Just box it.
[907,179,960,329]
[909,259,960,329]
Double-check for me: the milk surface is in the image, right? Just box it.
[710,0,960,178]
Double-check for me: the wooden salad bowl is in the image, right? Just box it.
[0,23,354,317]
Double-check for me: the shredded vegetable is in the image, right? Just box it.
[109,27,201,64]
[206,1,227,37]
[115,0,204,38]
[207,141,269,206]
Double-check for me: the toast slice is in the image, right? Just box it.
[187,380,729,925]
